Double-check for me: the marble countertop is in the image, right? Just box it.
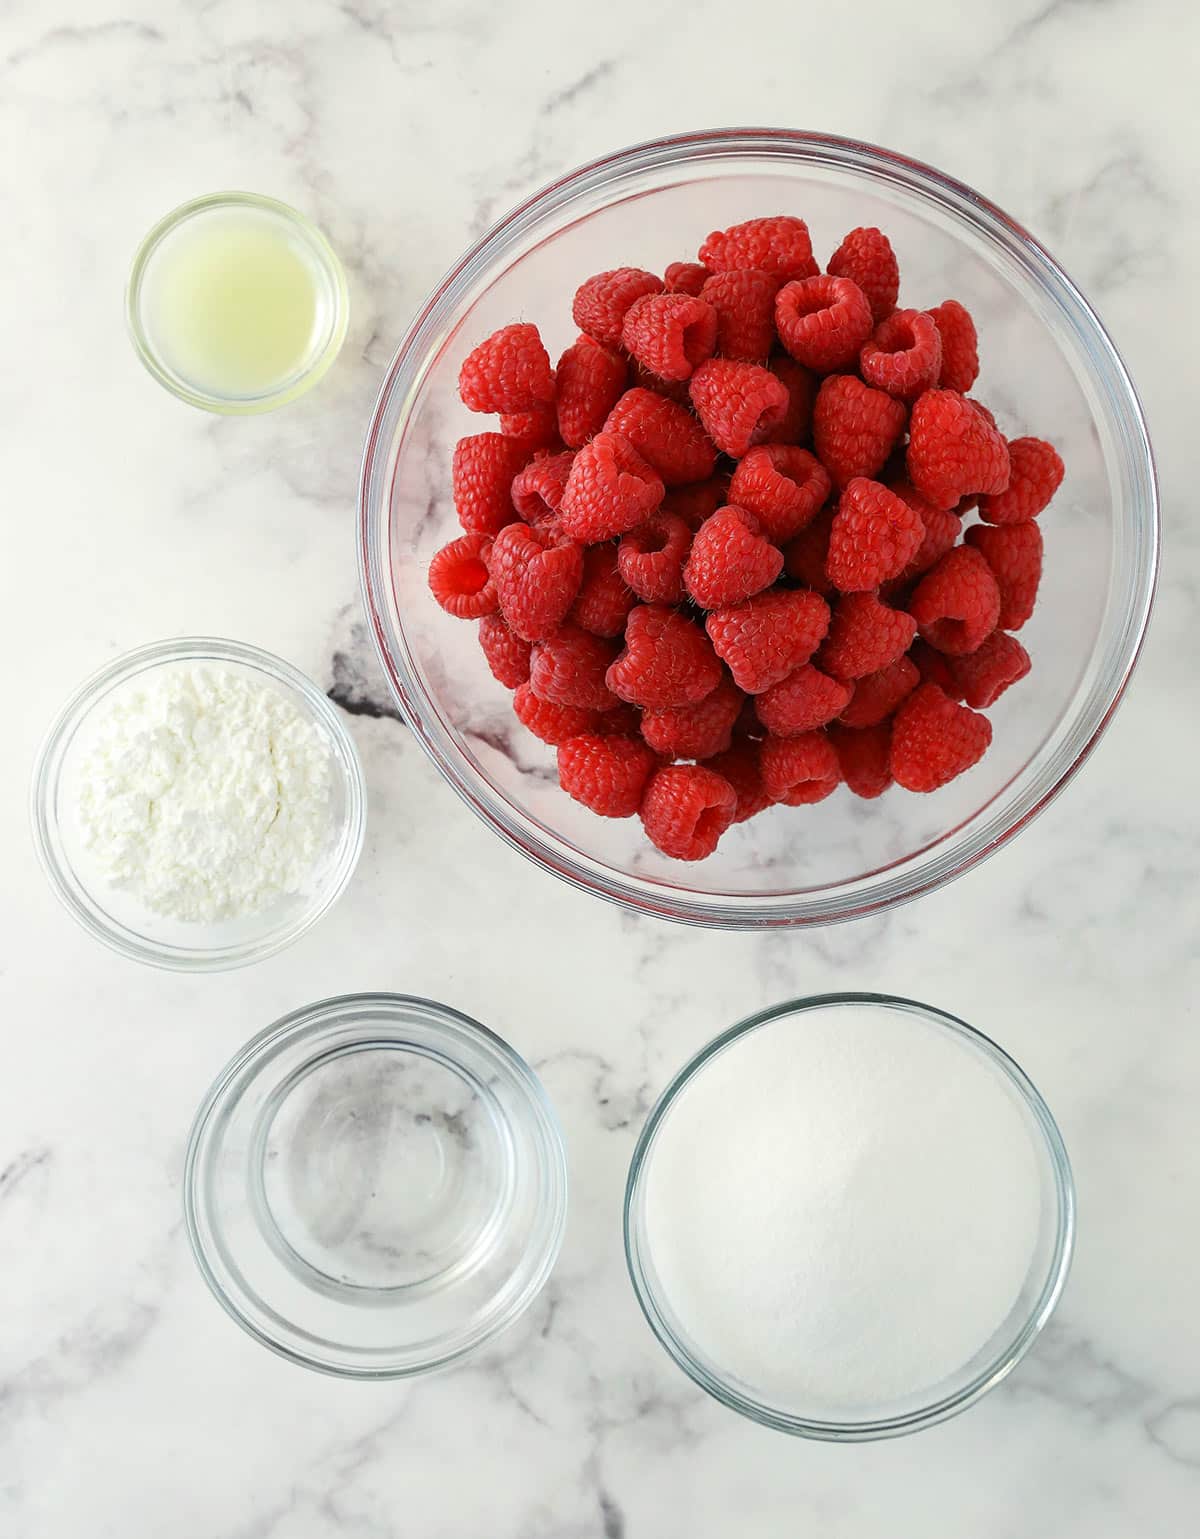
[4,1,1197,1534]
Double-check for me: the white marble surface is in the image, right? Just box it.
[3,0,1198,1533]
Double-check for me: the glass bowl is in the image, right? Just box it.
[624,993,1076,1441]
[30,637,366,970]
[359,128,1158,928]
[183,994,568,1378]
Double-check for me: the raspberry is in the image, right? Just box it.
[946,630,1031,708]
[760,731,840,806]
[706,739,771,822]
[607,604,722,709]
[639,764,737,860]
[817,591,917,680]
[555,335,628,449]
[828,722,893,799]
[530,625,621,711]
[459,322,555,414]
[907,389,1011,509]
[699,216,818,282]
[511,451,574,525]
[662,475,729,530]
[559,432,664,542]
[629,358,693,406]
[452,432,528,535]
[775,275,874,373]
[812,375,907,489]
[689,358,789,457]
[909,638,964,700]
[826,477,925,592]
[859,309,943,402]
[699,269,780,361]
[765,354,818,444]
[979,437,1064,524]
[891,683,992,792]
[683,506,783,610]
[428,532,497,619]
[490,522,583,641]
[513,682,598,746]
[573,268,663,348]
[568,544,636,637]
[782,507,835,595]
[665,260,709,296]
[557,732,658,818]
[706,588,831,694]
[618,510,693,604]
[641,678,743,760]
[622,293,718,382]
[838,655,919,728]
[603,389,717,486]
[826,227,899,325]
[887,478,961,582]
[755,665,852,736]
[499,405,561,451]
[729,445,831,542]
[909,545,1001,656]
[928,300,979,393]
[478,613,532,688]
[965,521,1043,630]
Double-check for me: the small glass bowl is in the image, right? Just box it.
[127,191,349,413]
[624,993,1075,1441]
[184,994,568,1378]
[30,637,366,971]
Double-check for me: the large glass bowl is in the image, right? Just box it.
[359,129,1157,928]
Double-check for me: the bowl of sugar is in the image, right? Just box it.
[624,993,1075,1440]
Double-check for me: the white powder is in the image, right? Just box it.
[643,1003,1042,1410]
[77,665,334,922]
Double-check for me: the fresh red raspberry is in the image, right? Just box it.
[621,293,718,382]
[909,545,1001,655]
[530,625,622,712]
[907,389,1011,510]
[887,478,961,582]
[688,358,789,458]
[639,764,738,860]
[706,588,831,694]
[568,544,636,637]
[909,638,964,700]
[513,682,598,746]
[826,477,925,592]
[490,522,583,641]
[928,300,979,393]
[775,275,874,373]
[618,510,693,604]
[979,437,1064,524]
[837,654,919,728]
[428,532,497,619]
[760,731,841,805]
[559,432,664,543]
[628,358,693,406]
[729,445,831,542]
[499,405,561,451]
[555,335,628,449]
[782,507,835,595]
[511,451,574,525]
[965,521,1043,630]
[452,432,528,535]
[765,354,818,444]
[478,614,532,688]
[946,630,1031,708]
[891,683,992,792]
[607,604,723,709]
[662,475,729,530]
[699,269,781,361]
[603,389,717,486]
[967,399,998,430]
[826,227,899,325]
[812,375,907,488]
[683,506,784,610]
[755,665,851,736]
[557,732,659,818]
[817,591,917,680]
[665,260,709,296]
[706,739,771,822]
[458,322,555,414]
[640,678,743,761]
[828,722,893,799]
[859,309,943,402]
[698,216,818,282]
[573,267,664,348]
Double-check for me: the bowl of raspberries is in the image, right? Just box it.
[360,129,1157,926]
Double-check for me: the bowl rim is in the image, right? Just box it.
[29,635,367,971]
[622,990,1077,1440]
[358,126,1159,928]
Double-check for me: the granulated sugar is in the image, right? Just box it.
[643,1002,1042,1410]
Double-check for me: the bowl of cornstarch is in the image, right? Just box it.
[31,637,366,970]
[624,993,1075,1440]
